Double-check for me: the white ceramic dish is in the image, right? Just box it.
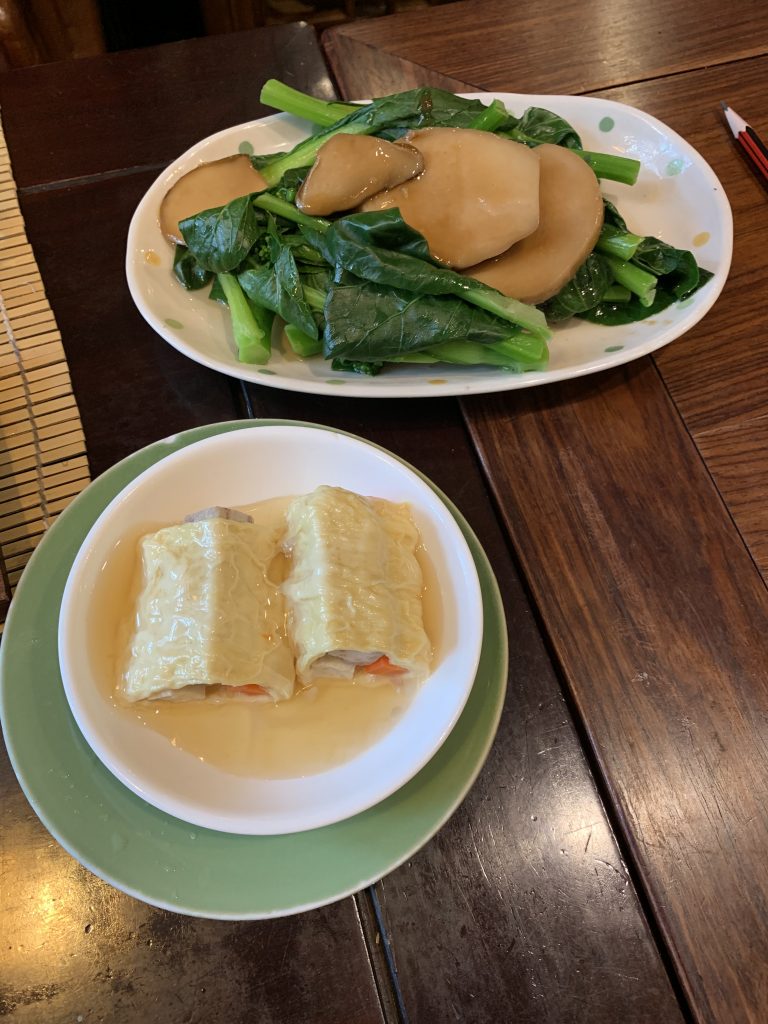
[126,92,732,398]
[57,425,483,835]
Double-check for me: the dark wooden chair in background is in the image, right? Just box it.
[0,0,105,71]
[0,0,448,70]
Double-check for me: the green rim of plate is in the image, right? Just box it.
[0,421,508,919]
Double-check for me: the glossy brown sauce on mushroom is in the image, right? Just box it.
[296,134,424,216]
[361,127,541,269]
[463,144,604,303]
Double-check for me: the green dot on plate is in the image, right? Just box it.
[605,344,624,353]
[326,379,346,385]
[665,158,684,176]
[164,318,183,329]
[677,297,695,309]
[599,116,615,132]
[258,368,276,375]
[238,141,254,155]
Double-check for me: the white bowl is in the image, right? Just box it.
[57,424,483,834]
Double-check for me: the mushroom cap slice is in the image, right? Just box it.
[160,154,266,245]
[296,134,424,216]
[360,127,540,269]
[463,144,605,304]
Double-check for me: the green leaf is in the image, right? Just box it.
[173,245,212,290]
[331,358,383,375]
[238,248,318,339]
[309,211,549,341]
[541,255,612,322]
[323,277,547,362]
[497,106,583,149]
[179,194,262,273]
[578,268,714,325]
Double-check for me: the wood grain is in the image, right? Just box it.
[324,0,768,95]
[0,749,384,1024]
[322,34,768,1023]
[463,360,768,1024]
[0,33,388,1024]
[588,59,768,632]
[241,386,685,1023]
[591,57,768,436]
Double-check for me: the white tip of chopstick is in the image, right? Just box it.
[721,101,748,138]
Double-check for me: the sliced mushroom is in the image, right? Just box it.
[296,134,424,216]
[463,144,604,304]
[160,154,267,245]
[360,127,540,269]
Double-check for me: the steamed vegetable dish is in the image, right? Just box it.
[164,80,713,375]
[122,488,432,703]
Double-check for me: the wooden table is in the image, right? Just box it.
[0,3,766,1021]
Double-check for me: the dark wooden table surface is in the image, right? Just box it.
[0,2,765,1021]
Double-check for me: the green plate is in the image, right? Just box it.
[0,421,507,919]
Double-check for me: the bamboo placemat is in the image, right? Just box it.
[0,113,90,617]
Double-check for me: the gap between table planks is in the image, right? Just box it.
[321,33,768,1024]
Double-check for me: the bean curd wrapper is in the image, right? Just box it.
[122,511,293,703]
[282,485,432,685]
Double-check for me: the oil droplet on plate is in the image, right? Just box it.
[144,249,161,266]
[428,379,448,385]
[693,231,710,247]
[164,318,184,329]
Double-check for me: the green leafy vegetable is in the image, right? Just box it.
[306,211,550,342]
[322,276,547,363]
[238,247,318,340]
[216,273,272,364]
[168,80,714,376]
[173,245,212,290]
[498,106,583,149]
[541,255,612,322]
[180,195,261,273]
[253,85,515,185]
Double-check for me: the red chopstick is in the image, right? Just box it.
[721,101,768,183]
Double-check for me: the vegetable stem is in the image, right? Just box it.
[253,194,330,232]
[259,79,358,127]
[425,336,548,369]
[500,129,639,185]
[604,255,657,304]
[463,286,550,342]
[596,224,645,261]
[468,99,510,133]
[217,273,272,363]
[256,125,372,186]
[578,151,641,186]
[301,284,327,312]
[284,323,323,357]
[601,284,632,302]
